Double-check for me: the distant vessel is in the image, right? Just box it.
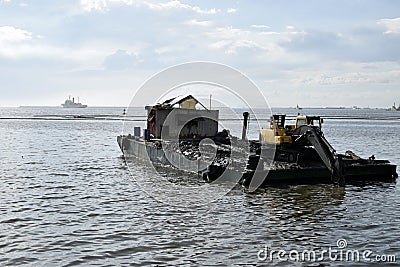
[296,104,302,110]
[62,96,87,108]
[390,102,400,111]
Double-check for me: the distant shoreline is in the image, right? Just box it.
[11,105,390,110]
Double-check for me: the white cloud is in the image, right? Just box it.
[227,8,237,13]
[80,0,108,12]
[291,61,400,86]
[184,19,213,27]
[207,27,284,56]
[205,25,304,57]
[80,0,134,12]
[0,0,28,7]
[377,17,400,34]
[144,0,218,14]
[206,26,247,40]
[0,27,111,69]
[0,26,32,42]
[286,25,295,30]
[80,0,219,14]
[301,72,380,85]
[103,49,140,70]
[217,39,267,55]
[251,24,270,29]
[259,31,280,36]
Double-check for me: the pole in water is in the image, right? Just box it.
[209,94,212,110]
[242,112,249,140]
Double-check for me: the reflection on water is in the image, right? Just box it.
[0,107,399,266]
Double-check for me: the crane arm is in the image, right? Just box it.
[294,126,345,186]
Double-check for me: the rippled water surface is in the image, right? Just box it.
[0,107,399,266]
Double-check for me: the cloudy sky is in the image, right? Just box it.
[1,0,399,107]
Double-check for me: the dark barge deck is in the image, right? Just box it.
[117,135,398,187]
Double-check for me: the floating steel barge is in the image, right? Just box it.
[118,95,398,188]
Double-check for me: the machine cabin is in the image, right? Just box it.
[145,95,219,140]
[260,114,324,144]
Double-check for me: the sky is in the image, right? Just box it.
[0,0,399,107]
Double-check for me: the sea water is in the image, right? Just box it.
[0,106,399,266]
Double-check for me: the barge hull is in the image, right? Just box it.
[241,164,397,187]
[118,136,397,186]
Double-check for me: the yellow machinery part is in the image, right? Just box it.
[260,128,292,144]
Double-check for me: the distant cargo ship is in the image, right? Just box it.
[62,96,87,108]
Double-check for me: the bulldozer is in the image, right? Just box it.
[259,114,344,186]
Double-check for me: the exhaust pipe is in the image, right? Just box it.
[242,112,249,140]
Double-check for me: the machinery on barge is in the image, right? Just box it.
[117,95,398,188]
[240,114,397,187]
